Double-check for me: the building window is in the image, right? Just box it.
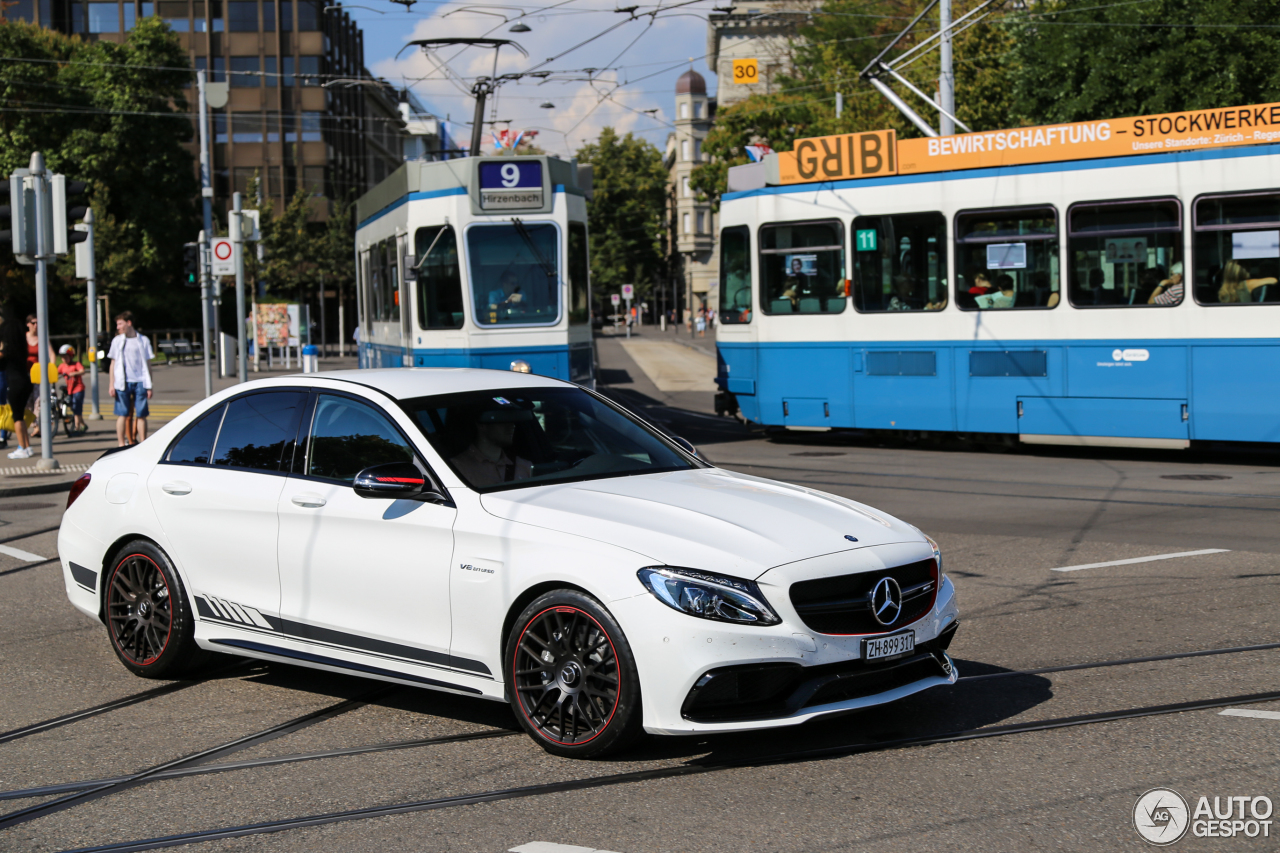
[693,101,702,119]
[214,112,228,144]
[263,56,277,87]
[679,102,689,119]
[265,112,280,142]
[262,0,275,30]
[231,112,264,143]
[696,211,705,233]
[300,111,323,142]
[123,3,136,29]
[683,213,691,235]
[227,0,257,30]
[682,176,690,198]
[303,166,325,194]
[141,2,154,16]
[86,1,120,31]
[296,0,318,30]
[681,139,690,161]
[299,56,322,86]
[693,139,702,161]
[229,56,260,87]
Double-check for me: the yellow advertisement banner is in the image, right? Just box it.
[777,102,1280,185]
[777,130,897,184]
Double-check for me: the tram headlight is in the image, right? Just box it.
[510,360,532,374]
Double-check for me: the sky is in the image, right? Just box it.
[340,0,724,157]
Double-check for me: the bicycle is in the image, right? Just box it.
[53,385,76,439]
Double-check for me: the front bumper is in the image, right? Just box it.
[612,569,959,735]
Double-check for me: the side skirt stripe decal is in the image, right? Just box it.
[209,638,483,694]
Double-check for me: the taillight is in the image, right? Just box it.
[66,473,91,509]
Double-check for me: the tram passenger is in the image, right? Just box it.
[924,292,948,311]
[988,274,1016,309]
[886,275,918,311]
[967,272,993,295]
[488,270,524,309]
[1149,262,1184,305]
[1218,261,1277,303]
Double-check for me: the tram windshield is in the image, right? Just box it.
[467,222,561,326]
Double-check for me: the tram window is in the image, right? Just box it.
[467,222,561,326]
[954,207,1059,310]
[414,225,464,330]
[719,227,752,323]
[1068,199,1182,308]
[759,221,845,315]
[852,213,946,313]
[366,238,400,323]
[568,222,590,325]
[1193,193,1280,305]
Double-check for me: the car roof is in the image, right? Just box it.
[304,368,570,401]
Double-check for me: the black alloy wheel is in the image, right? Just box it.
[105,540,209,678]
[507,590,643,758]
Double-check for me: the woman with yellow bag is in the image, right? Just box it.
[5,313,53,460]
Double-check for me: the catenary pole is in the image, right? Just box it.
[82,208,100,420]
[29,153,57,469]
[197,69,222,379]
[939,0,954,136]
[198,230,212,398]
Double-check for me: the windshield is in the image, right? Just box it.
[467,222,561,326]
[404,386,699,492]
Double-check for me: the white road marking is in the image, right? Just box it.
[510,844,623,853]
[0,543,48,562]
[1049,549,1230,573]
[1219,709,1280,721]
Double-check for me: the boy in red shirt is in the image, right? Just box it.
[57,345,86,433]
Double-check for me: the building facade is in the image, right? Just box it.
[8,0,449,220]
[707,0,807,110]
[665,69,717,319]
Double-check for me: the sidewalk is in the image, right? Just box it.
[0,352,357,494]
[597,320,718,358]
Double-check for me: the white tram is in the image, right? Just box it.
[716,104,1280,448]
[354,156,595,385]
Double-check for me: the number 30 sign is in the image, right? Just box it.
[731,59,758,84]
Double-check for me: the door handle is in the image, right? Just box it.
[291,494,327,508]
[162,482,192,496]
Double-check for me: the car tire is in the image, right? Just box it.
[505,590,644,759]
[104,540,211,679]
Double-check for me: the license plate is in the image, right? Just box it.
[863,630,915,661]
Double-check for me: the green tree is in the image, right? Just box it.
[1010,0,1280,124]
[575,127,667,303]
[0,18,198,329]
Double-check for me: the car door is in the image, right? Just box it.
[147,390,308,622]
[276,392,460,672]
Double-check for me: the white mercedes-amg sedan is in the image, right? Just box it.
[58,369,959,757]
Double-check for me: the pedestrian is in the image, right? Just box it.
[107,311,154,446]
[695,307,706,337]
[3,311,39,459]
[21,314,54,443]
[57,344,87,433]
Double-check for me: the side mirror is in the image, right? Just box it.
[353,462,443,501]
[671,435,699,458]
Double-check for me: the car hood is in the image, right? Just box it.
[479,467,924,578]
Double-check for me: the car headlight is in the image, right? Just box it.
[637,567,781,626]
[925,534,942,574]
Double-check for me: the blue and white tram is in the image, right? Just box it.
[715,118,1280,448]
[354,155,595,385]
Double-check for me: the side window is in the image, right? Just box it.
[166,404,226,465]
[211,391,308,472]
[719,226,752,323]
[1067,199,1182,307]
[1193,192,1280,305]
[415,225,465,329]
[308,395,414,483]
[568,222,590,326]
[955,207,1058,310]
[759,221,845,315]
[852,212,946,313]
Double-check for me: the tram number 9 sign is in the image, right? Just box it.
[732,59,758,84]
[479,160,544,210]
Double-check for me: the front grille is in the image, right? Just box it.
[788,558,938,635]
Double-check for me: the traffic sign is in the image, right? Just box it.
[610,293,620,306]
[621,284,634,299]
[731,58,758,84]
[211,237,234,276]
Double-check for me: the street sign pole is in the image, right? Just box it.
[29,153,57,469]
[622,284,634,339]
[198,229,213,398]
[232,192,247,383]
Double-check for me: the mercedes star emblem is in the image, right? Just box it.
[870,576,903,626]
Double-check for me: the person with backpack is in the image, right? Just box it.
[107,311,154,446]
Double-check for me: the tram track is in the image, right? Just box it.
[0,685,398,830]
[52,687,1280,853]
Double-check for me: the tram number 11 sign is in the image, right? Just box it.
[479,160,544,210]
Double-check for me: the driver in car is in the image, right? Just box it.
[451,402,533,487]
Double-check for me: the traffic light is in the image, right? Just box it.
[2,172,34,263]
[183,242,199,287]
[51,175,89,255]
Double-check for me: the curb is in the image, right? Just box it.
[0,478,76,499]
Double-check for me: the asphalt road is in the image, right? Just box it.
[0,335,1277,853]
